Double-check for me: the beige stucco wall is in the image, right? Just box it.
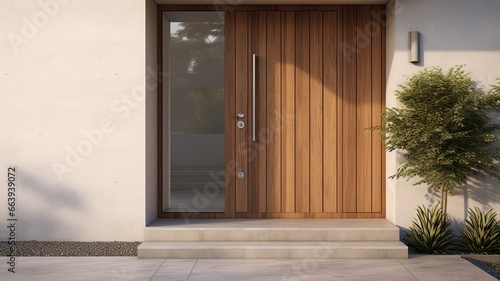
[386,0,500,233]
[0,0,148,241]
[1,0,499,241]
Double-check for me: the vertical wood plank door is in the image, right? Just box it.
[230,6,385,218]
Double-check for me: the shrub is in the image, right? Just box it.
[404,205,454,254]
[459,207,500,254]
[375,66,500,214]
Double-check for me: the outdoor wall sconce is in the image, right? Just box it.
[409,31,420,63]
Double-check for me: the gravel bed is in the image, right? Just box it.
[464,258,500,280]
[0,241,141,256]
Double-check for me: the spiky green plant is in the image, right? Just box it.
[404,205,454,254]
[459,207,500,254]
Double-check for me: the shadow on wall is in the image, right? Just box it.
[398,226,410,242]
[395,150,500,234]
[421,174,500,234]
[423,175,500,217]
[15,172,86,241]
[453,174,500,219]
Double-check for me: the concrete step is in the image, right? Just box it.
[139,219,408,259]
[143,219,400,242]
[138,241,408,259]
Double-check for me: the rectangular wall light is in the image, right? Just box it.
[409,31,420,63]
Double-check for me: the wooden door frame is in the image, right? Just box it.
[157,5,386,219]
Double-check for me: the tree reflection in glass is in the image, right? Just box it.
[170,21,225,134]
[168,18,225,213]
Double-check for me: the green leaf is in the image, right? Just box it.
[404,205,455,254]
[459,207,500,254]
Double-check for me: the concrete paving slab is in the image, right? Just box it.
[0,255,496,281]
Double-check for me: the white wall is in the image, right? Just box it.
[386,0,500,233]
[0,0,147,241]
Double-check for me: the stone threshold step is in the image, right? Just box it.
[144,227,399,242]
[144,228,399,242]
[138,241,408,259]
[144,219,400,242]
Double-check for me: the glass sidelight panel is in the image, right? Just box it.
[163,12,225,212]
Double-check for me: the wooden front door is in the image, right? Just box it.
[226,6,386,218]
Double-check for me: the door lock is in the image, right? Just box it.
[237,120,245,129]
[237,171,245,179]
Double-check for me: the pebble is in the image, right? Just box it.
[463,258,500,280]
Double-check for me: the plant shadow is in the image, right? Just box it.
[7,171,87,241]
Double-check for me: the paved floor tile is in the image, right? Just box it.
[0,256,497,281]
[187,259,418,281]
[0,257,163,281]
[151,259,197,281]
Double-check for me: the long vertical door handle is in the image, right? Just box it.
[252,54,257,142]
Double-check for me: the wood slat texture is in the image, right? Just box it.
[371,5,384,213]
[341,6,358,213]
[381,5,387,217]
[295,11,311,213]
[309,11,324,213]
[159,5,386,219]
[235,11,249,212]
[249,11,268,213]
[266,12,282,213]
[257,11,269,213]
[323,11,339,213]
[356,5,372,213]
[281,11,296,213]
